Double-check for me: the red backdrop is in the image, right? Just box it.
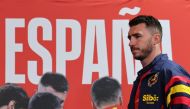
[0,0,190,108]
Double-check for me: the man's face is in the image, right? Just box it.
[128,23,154,61]
[0,100,16,109]
[51,91,65,108]
[0,105,8,109]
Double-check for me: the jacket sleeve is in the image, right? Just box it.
[163,64,190,109]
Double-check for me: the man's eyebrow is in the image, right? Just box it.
[60,99,64,103]
[130,33,141,36]
[128,33,141,39]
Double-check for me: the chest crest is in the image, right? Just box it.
[148,72,159,87]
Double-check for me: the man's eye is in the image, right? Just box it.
[135,35,141,38]
[60,100,64,104]
[128,35,131,40]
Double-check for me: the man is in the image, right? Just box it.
[37,72,69,108]
[28,92,61,109]
[128,15,190,109]
[91,77,122,109]
[0,83,29,109]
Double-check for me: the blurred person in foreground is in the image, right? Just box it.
[28,92,61,109]
[37,72,69,108]
[91,77,122,109]
[0,83,29,109]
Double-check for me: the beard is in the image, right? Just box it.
[131,41,153,61]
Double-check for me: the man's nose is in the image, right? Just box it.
[129,38,136,47]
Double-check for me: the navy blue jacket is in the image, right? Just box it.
[128,54,190,109]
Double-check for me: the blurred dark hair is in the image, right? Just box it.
[129,15,162,39]
[40,72,69,92]
[28,92,61,109]
[0,83,29,109]
[91,77,121,108]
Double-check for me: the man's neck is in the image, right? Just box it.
[141,50,161,67]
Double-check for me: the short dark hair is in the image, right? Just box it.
[28,92,61,109]
[129,15,162,39]
[0,83,29,109]
[40,72,69,92]
[91,77,121,108]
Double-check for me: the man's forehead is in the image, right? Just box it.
[128,23,147,35]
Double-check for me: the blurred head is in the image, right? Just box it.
[28,92,61,109]
[0,83,29,109]
[91,77,122,109]
[128,15,162,61]
[37,72,69,108]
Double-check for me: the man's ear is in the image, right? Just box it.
[8,100,15,109]
[91,101,97,109]
[153,33,161,45]
[119,96,123,106]
[63,91,68,98]
[64,91,67,94]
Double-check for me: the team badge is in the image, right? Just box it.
[148,73,159,87]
